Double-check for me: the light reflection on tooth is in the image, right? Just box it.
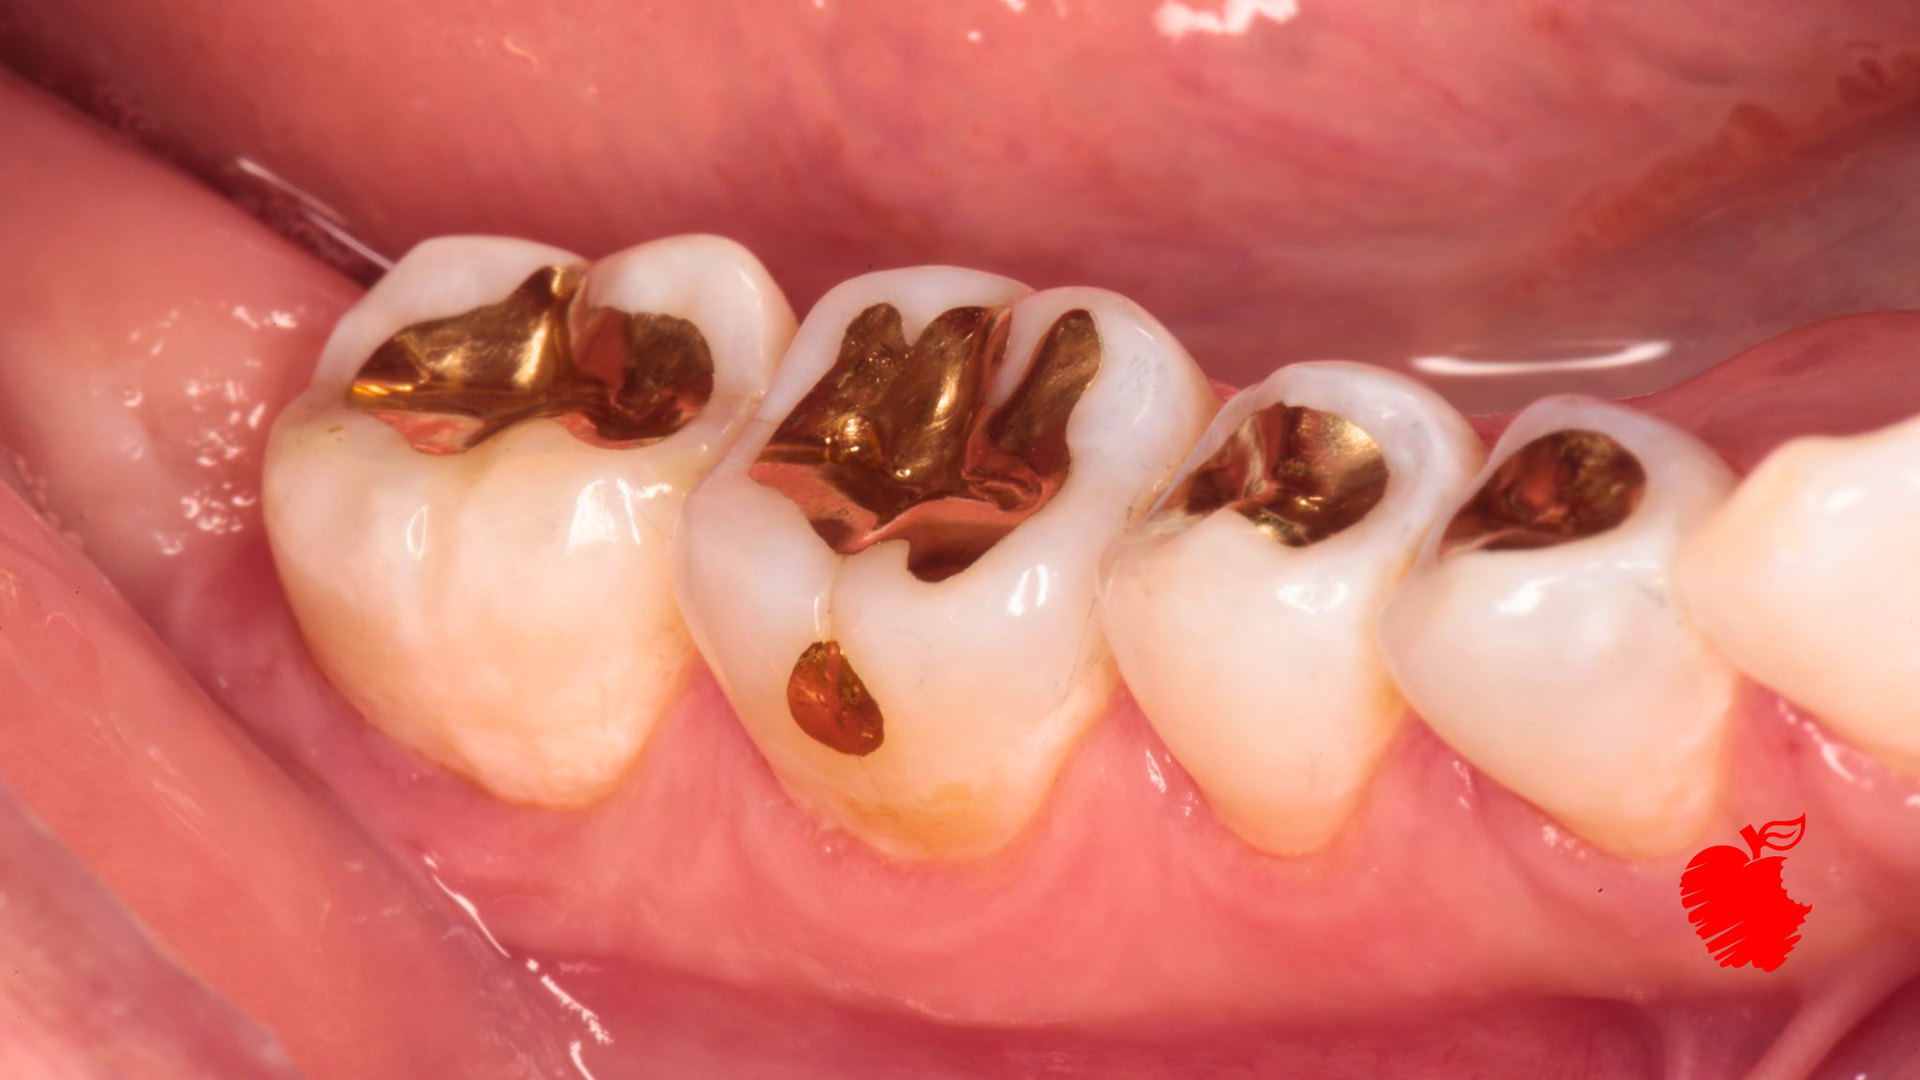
[675,269,1215,859]
[1678,414,1920,778]
[1101,362,1482,857]
[265,235,795,807]
[1379,396,1736,859]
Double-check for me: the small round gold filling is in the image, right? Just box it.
[1439,429,1646,556]
[347,265,714,454]
[749,303,1103,583]
[787,640,884,756]
[1160,401,1389,547]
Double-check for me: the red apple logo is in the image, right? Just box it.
[1679,815,1811,972]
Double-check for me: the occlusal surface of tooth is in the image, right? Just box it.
[1378,397,1737,859]
[673,268,1216,860]
[264,235,794,806]
[1099,362,1483,856]
[1678,414,1920,776]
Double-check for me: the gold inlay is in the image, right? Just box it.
[788,640,884,756]
[749,303,1103,583]
[1160,402,1389,547]
[348,266,714,454]
[1439,429,1646,556]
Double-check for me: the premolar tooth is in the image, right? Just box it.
[1379,397,1737,858]
[263,235,795,806]
[1099,362,1483,856]
[1677,414,1920,776]
[674,268,1215,859]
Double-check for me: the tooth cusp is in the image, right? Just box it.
[788,640,886,757]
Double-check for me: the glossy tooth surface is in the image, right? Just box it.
[264,235,794,805]
[1678,414,1920,776]
[674,268,1215,859]
[1379,397,1737,858]
[1100,363,1482,855]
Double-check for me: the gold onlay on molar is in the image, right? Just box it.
[787,640,885,756]
[1439,429,1645,557]
[749,303,1103,583]
[1159,402,1389,547]
[348,265,715,454]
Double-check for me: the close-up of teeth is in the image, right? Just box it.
[673,267,1216,859]
[1099,361,1483,856]
[1378,397,1739,859]
[6,3,1920,1077]
[262,234,795,806]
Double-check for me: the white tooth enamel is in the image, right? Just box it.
[1378,397,1737,858]
[1099,362,1483,856]
[1678,414,1920,776]
[263,235,794,806]
[674,269,1216,859]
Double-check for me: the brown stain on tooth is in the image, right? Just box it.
[1161,402,1389,547]
[348,265,715,454]
[787,640,884,756]
[749,304,1102,583]
[1439,429,1646,557]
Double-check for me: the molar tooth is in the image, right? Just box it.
[1099,362,1483,856]
[1677,415,1920,776]
[673,268,1215,859]
[1378,397,1737,859]
[263,235,795,806]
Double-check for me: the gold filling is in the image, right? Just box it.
[1438,429,1646,556]
[1159,402,1389,546]
[787,640,884,756]
[347,266,714,454]
[749,303,1103,583]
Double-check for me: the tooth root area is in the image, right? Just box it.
[1678,413,1920,776]
[268,235,793,807]
[347,257,721,455]
[1379,396,1738,859]
[1438,428,1648,556]
[748,298,1101,584]
[1160,399,1392,548]
[1103,362,1483,857]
